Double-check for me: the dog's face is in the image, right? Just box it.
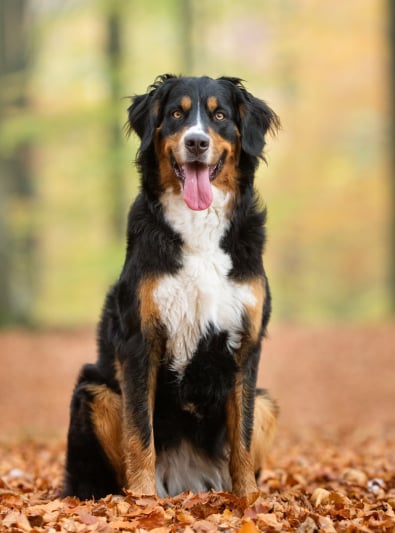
[128,75,279,211]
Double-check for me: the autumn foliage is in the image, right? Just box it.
[1,430,394,532]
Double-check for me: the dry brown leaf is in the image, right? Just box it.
[192,518,220,532]
[297,516,318,533]
[256,512,282,529]
[175,510,195,524]
[318,515,337,532]
[342,468,368,486]
[183,490,244,519]
[181,527,195,533]
[311,487,331,507]
[236,520,261,533]
[115,499,131,515]
[76,509,99,525]
[3,510,32,531]
[109,518,139,530]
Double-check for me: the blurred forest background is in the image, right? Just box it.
[0,0,393,327]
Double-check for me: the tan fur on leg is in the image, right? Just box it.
[251,392,278,477]
[124,432,156,494]
[226,382,258,496]
[86,384,125,487]
[122,361,159,495]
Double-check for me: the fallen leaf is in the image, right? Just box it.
[176,510,194,524]
[76,509,99,525]
[258,512,282,529]
[342,468,368,486]
[311,487,331,507]
[318,515,337,533]
[109,519,138,530]
[297,516,318,533]
[236,521,260,533]
[3,510,32,531]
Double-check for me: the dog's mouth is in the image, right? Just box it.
[171,153,225,211]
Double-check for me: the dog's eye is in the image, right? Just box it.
[172,110,184,119]
[214,111,226,121]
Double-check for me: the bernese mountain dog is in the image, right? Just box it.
[63,74,280,500]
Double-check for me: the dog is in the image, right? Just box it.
[63,75,279,500]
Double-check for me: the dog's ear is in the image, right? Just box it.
[126,74,177,152]
[239,94,280,159]
[218,77,280,159]
[127,92,158,153]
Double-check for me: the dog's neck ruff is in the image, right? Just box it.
[155,186,256,376]
[160,185,232,250]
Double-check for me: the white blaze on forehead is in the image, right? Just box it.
[178,98,214,211]
[179,100,212,166]
[181,99,206,139]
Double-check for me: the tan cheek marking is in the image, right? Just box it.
[244,277,265,343]
[208,128,240,196]
[181,95,192,111]
[207,96,218,112]
[154,129,183,193]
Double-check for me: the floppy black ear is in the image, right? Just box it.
[218,77,280,158]
[239,95,280,158]
[126,74,177,152]
[127,92,157,152]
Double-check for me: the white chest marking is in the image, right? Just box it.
[154,187,256,376]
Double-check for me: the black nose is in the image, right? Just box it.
[184,132,210,155]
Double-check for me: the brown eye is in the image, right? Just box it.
[172,110,183,119]
[214,111,225,121]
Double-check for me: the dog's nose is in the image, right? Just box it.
[184,133,210,155]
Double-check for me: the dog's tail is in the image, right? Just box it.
[252,389,278,480]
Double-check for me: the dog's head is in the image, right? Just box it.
[127,75,280,211]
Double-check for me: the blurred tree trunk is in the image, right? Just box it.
[180,0,194,74]
[0,0,36,325]
[106,0,125,238]
[389,1,395,314]
[178,0,207,75]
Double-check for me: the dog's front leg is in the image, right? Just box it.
[118,333,160,495]
[226,373,259,497]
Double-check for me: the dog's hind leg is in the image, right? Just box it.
[251,389,278,481]
[62,364,124,500]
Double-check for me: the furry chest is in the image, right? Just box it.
[153,247,256,375]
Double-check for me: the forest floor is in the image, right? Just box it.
[0,323,394,532]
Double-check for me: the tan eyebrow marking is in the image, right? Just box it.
[207,96,218,112]
[181,96,192,111]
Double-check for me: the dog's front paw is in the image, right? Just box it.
[232,476,259,498]
[126,473,156,496]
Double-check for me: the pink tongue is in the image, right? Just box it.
[182,163,213,211]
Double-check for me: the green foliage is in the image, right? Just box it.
[0,0,390,325]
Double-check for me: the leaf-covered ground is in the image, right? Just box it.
[1,429,394,532]
[1,325,394,531]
